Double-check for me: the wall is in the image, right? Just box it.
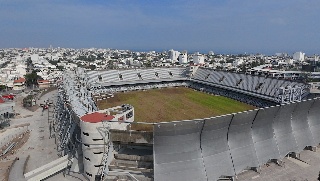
[153,98,320,181]
[80,120,106,180]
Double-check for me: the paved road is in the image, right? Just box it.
[8,156,27,181]
[9,90,59,171]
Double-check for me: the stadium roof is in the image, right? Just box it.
[96,77,187,87]
[80,112,114,123]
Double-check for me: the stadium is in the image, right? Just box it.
[52,66,320,181]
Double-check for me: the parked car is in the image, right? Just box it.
[2,94,15,100]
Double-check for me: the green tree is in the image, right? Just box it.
[26,57,32,67]
[88,64,96,70]
[24,70,41,86]
[56,66,64,71]
[0,85,6,91]
[145,60,152,67]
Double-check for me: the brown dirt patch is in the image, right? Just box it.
[0,131,30,159]
[0,160,15,181]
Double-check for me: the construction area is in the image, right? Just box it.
[0,89,87,181]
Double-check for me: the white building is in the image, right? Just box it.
[293,52,305,61]
[233,59,244,67]
[275,53,288,57]
[168,49,180,63]
[285,59,295,64]
[178,53,188,64]
[193,52,204,64]
[31,54,39,61]
[15,64,27,77]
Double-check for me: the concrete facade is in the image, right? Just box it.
[80,105,134,180]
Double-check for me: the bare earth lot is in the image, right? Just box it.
[98,87,255,125]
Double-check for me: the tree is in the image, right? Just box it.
[26,57,32,67]
[0,85,6,91]
[145,61,152,68]
[56,66,64,71]
[88,64,96,70]
[0,60,10,68]
[24,70,41,86]
[48,60,58,65]
[226,59,234,63]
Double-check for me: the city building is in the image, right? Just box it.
[178,52,188,64]
[293,51,305,61]
[168,49,180,63]
[193,52,204,64]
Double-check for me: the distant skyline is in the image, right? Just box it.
[0,0,319,55]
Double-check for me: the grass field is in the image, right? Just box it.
[97,87,255,130]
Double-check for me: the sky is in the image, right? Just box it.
[0,0,319,55]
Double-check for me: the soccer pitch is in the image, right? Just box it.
[97,87,255,124]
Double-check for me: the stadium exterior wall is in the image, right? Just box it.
[153,98,320,180]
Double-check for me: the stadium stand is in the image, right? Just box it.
[189,82,275,107]
[139,69,156,80]
[121,69,138,81]
[192,67,309,104]
[79,67,309,107]
[101,70,119,82]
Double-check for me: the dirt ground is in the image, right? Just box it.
[0,160,15,181]
[0,131,30,159]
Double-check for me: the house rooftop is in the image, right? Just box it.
[13,77,26,83]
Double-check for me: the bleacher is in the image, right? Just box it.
[191,67,309,103]
[139,69,156,80]
[121,69,138,81]
[101,70,119,82]
[169,67,188,78]
[82,67,308,105]
[154,68,172,79]
[85,68,188,88]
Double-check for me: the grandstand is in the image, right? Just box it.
[53,66,316,181]
[191,67,309,104]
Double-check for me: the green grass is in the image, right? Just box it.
[97,87,255,130]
